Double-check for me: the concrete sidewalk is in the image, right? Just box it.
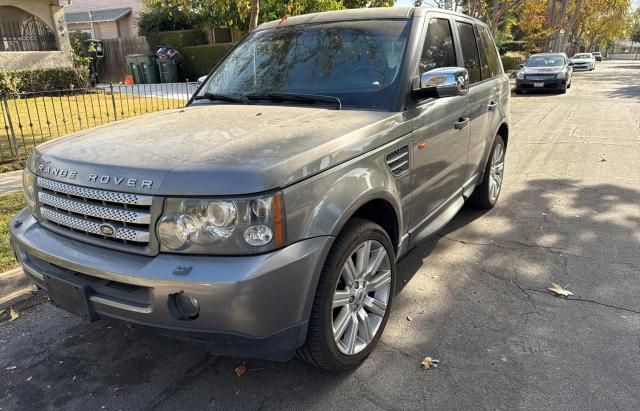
[0,170,22,194]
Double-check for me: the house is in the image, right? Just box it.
[0,0,72,69]
[607,39,640,60]
[65,0,143,39]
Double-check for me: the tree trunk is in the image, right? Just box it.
[559,0,582,53]
[249,0,260,32]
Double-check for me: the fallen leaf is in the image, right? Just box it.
[9,308,19,321]
[234,362,247,377]
[5,366,16,370]
[420,356,440,369]
[548,282,574,297]
[26,376,32,382]
[407,316,413,322]
[0,307,19,322]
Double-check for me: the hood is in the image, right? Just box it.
[522,66,563,74]
[571,58,592,63]
[31,104,408,195]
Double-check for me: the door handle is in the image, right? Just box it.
[488,101,498,112]
[454,117,469,130]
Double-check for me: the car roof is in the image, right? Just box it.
[529,53,568,58]
[257,6,489,30]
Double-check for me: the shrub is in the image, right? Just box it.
[501,56,521,71]
[138,5,194,36]
[180,43,235,80]
[0,68,87,94]
[147,29,207,49]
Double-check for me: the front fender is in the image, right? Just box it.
[283,140,409,247]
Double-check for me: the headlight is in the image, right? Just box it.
[556,71,566,79]
[516,71,524,80]
[22,169,36,213]
[157,192,285,254]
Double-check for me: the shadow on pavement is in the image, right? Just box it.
[2,176,639,409]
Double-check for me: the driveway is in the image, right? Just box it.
[2,61,639,410]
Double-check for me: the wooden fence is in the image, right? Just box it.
[99,37,149,83]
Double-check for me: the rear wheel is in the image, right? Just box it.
[298,219,395,372]
[469,134,505,209]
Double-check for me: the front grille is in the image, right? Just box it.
[525,75,556,80]
[36,177,156,253]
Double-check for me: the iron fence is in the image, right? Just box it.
[0,19,57,52]
[0,82,198,164]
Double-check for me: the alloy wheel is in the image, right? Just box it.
[489,142,505,202]
[331,240,391,355]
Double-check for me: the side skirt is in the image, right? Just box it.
[405,174,480,250]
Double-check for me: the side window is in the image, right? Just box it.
[479,27,503,77]
[419,18,456,74]
[475,26,490,80]
[455,21,481,84]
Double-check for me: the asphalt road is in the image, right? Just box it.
[2,61,639,410]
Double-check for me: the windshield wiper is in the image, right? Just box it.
[193,93,249,105]
[245,93,342,110]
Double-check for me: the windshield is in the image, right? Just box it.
[526,55,565,67]
[199,20,411,110]
[573,54,592,59]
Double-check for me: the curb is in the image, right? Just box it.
[0,267,35,308]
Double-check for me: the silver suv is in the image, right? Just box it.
[11,7,509,371]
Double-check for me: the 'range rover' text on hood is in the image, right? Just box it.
[31,105,408,195]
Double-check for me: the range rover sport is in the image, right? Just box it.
[10,7,510,372]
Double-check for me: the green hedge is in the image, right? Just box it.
[180,43,235,80]
[501,56,522,71]
[0,67,87,94]
[147,29,207,49]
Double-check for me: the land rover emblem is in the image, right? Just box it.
[99,224,116,237]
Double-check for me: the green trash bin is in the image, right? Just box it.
[125,54,159,84]
[125,54,144,84]
[157,59,179,83]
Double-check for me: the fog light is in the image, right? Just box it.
[243,225,273,246]
[168,291,200,320]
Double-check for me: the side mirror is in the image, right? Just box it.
[412,67,469,99]
[518,63,525,69]
[197,75,207,86]
[568,61,574,66]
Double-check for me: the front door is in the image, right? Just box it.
[409,15,470,232]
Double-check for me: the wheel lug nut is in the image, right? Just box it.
[349,296,355,303]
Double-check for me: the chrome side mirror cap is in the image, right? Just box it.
[412,67,469,99]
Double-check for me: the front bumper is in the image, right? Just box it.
[10,208,333,360]
[572,63,593,70]
[516,78,567,90]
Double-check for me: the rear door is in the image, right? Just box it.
[452,18,497,183]
[408,14,470,232]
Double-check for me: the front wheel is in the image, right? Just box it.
[468,134,506,209]
[298,219,395,372]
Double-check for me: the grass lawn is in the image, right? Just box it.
[0,91,184,166]
[0,192,24,272]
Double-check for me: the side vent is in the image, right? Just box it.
[385,145,410,176]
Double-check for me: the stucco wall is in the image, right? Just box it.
[0,0,72,69]
[68,20,132,39]
[0,51,71,69]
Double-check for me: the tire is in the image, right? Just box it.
[558,87,567,94]
[468,134,506,209]
[298,218,396,372]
